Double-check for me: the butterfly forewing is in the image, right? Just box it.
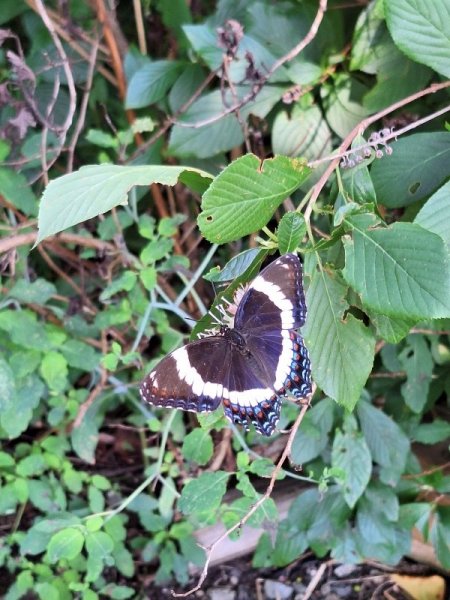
[234,253,306,333]
[140,337,228,412]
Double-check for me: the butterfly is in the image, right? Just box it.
[139,253,311,436]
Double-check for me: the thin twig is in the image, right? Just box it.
[0,231,115,254]
[302,561,331,600]
[133,0,147,55]
[67,38,100,172]
[309,103,450,168]
[33,0,77,135]
[171,401,311,598]
[304,80,450,223]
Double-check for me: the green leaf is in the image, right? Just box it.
[277,213,307,254]
[0,167,37,216]
[100,271,137,302]
[178,471,229,515]
[371,133,450,208]
[414,419,450,444]
[0,309,51,351]
[125,60,183,108]
[198,154,311,244]
[249,458,278,478]
[85,531,114,560]
[303,270,375,409]
[431,507,450,569]
[35,582,60,600]
[71,396,107,464]
[168,91,242,158]
[350,3,431,112]
[40,351,68,393]
[385,0,450,78]
[37,164,212,243]
[369,312,416,343]
[357,400,410,485]
[330,524,361,564]
[323,75,369,138]
[399,335,433,413]
[169,64,205,113]
[28,478,66,512]
[61,340,100,371]
[343,221,450,319]
[8,278,56,304]
[291,398,335,464]
[0,358,18,436]
[47,527,84,562]
[332,416,372,508]
[139,265,157,291]
[112,544,135,578]
[203,249,261,283]
[272,103,332,168]
[181,429,213,465]
[100,585,135,599]
[364,481,399,521]
[168,86,287,158]
[306,487,351,555]
[88,485,105,513]
[17,454,47,477]
[356,499,410,564]
[342,161,377,205]
[414,180,450,250]
[399,503,431,531]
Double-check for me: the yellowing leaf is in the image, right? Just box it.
[390,574,446,600]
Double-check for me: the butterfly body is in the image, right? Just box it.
[140,254,311,436]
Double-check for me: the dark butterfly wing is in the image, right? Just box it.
[140,335,282,435]
[140,337,230,413]
[234,253,306,333]
[221,348,282,436]
[234,253,312,405]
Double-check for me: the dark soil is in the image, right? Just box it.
[145,555,449,599]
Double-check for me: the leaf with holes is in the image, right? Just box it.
[198,154,311,244]
[371,133,450,208]
[303,270,375,410]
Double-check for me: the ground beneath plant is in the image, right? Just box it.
[145,555,448,599]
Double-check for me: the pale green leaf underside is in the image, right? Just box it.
[198,154,311,244]
[343,221,450,319]
[303,271,375,410]
[37,164,212,243]
[385,0,450,78]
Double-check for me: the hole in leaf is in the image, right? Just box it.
[206,215,213,222]
[409,181,421,195]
